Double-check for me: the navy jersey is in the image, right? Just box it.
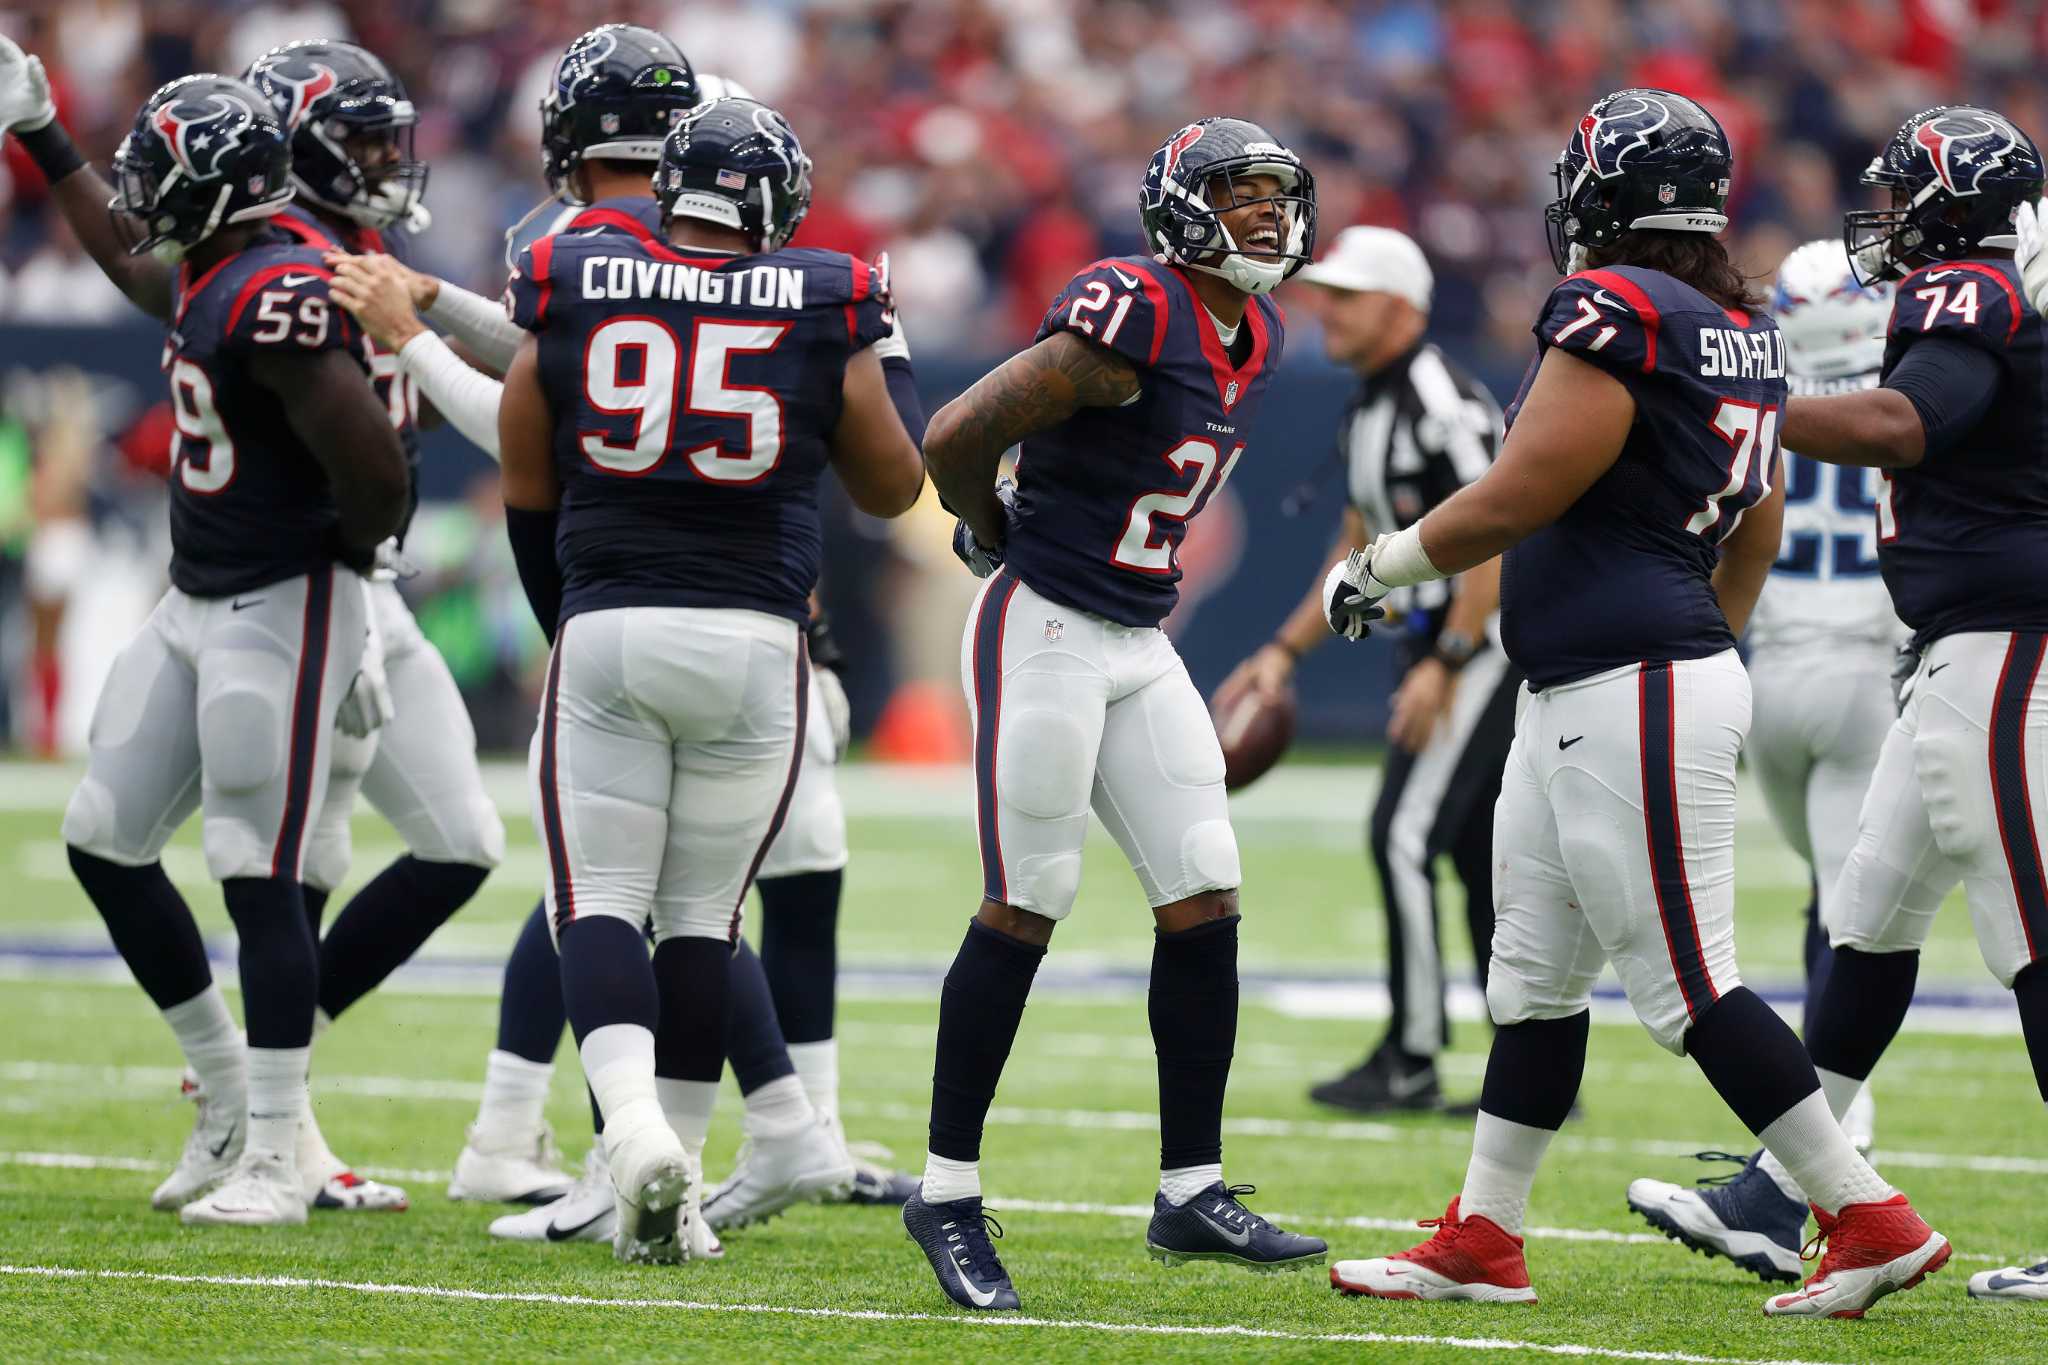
[508,232,888,624]
[1003,256,1286,628]
[1875,258,2048,644]
[164,234,368,597]
[272,208,423,533]
[1500,267,1785,688]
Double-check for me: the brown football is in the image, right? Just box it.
[1212,678,1296,791]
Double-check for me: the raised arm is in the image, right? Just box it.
[923,330,1139,546]
[0,35,172,319]
[330,252,507,458]
[250,348,409,561]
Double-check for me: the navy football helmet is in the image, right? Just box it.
[1139,117,1315,295]
[244,40,425,231]
[1545,88,1733,273]
[541,24,698,202]
[1844,105,2045,285]
[654,97,812,253]
[109,75,294,262]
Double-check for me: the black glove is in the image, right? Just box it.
[806,607,845,675]
[952,477,1018,579]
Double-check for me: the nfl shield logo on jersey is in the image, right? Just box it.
[1044,618,1063,642]
[1225,379,1240,406]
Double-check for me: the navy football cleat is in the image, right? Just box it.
[1625,1149,1807,1282]
[904,1189,1020,1311]
[845,1160,920,1206]
[1147,1183,1328,1271]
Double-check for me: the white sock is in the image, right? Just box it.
[1458,1111,1555,1237]
[741,1073,815,1137]
[654,1077,719,1160]
[245,1046,309,1162]
[788,1039,839,1123]
[297,1102,343,1183]
[921,1151,980,1203]
[161,986,244,1099]
[1817,1067,1866,1123]
[580,1023,658,1133]
[1159,1163,1223,1205]
[475,1050,555,1145]
[1758,1088,1893,1215]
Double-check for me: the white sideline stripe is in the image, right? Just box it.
[0,1263,1845,1363]
[0,1150,2015,1266]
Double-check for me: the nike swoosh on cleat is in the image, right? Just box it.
[545,1211,609,1241]
[1985,1274,2045,1292]
[948,1246,1000,1306]
[1111,268,1141,290]
[209,1123,238,1159]
[1193,1205,1253,1247]
[1384,1068,1435,1099]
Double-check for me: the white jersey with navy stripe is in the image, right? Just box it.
[1747,368,1905,655]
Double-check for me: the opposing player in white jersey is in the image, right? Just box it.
[1624,241,1899,1280]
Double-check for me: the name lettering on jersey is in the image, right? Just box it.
[580,255,805,310]
[1696,326,1787,381]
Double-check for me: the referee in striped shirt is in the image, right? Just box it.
[1220,226,1519,1114]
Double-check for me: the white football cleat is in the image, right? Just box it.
[702,1113,857,1231]
[1329,1198,1536,1304]
[1762,1195,1949,1318]
[682,1176,724,1261]
[607,1114,694,1264]
[152,1069,245,1211]
[299,1107,408,1211]
[1968,1260,2048,1301]
[448,1122,574,1204]
[1843,1086,1877,1155]
[489,1146,616,1243]
[179,1151,307,1227]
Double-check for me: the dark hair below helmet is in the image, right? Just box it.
[1844,105,2045,285]
[1139,117,1315,295]
[1546,88,1733,274]
[654,97,812,253]
[244,39,426,231]
[541,23,698,202]
[110,74,294,261]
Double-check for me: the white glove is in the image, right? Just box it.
[369,536,411,583]
[2017,200,2048,321]
[814,665,851,761]
[0,34,57,134]
[1323,547,1390,642]
[337,581,396,738]
[870,251,911,362]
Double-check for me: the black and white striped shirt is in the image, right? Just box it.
[1341,342,1503,618]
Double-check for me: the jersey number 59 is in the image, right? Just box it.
[579,317,792,483]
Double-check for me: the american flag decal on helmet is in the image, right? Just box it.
[717,168,747,189]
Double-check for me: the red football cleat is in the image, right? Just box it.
[1330,1197,1537,1304]
[1763,1194,1950,1318]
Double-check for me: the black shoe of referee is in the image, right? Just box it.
[1309,1043,1443,1114]
[1147,1183,1327,1270]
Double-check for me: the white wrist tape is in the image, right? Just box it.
[399,331,505,462]
[424,281,527,372]
[1370,523,1444,590]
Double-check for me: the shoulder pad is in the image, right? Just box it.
[1891,261,2025,348]
[218,248,360,354]
[1037,257,1171,368]
[1539,269,1661,375]
[505,236,559,331]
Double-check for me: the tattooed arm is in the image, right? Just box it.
[923,330,1140,546]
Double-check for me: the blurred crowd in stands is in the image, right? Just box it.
[2,0,2046,754]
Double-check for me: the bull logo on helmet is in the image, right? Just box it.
[553,26,620,113]
[1578,93,1673,179]
[257,61,337,131]
[1159,123,1207,181]
[1913,110,2022,196]
[151,92,253,180]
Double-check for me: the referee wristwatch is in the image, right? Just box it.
[1430,629,1484,672]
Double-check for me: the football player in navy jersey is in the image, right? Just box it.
[908,117,1329,1312]
[495,96,922,1264]
[1325,89,1947,1320]
[0,57,409,1226]
[1722,105,2048,1304]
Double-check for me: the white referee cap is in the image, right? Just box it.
[1297,225,1433,312]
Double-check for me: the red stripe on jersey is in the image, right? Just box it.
[1165,264,1269,411]
[174,255,239,329]
[1574,268,1661,373]
[225,263,337,336]
[1926,262,2024,344]
[530,235,555,326]
[850,257,870,302]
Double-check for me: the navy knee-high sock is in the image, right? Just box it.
[558,916,658,1046]
[1479,1012,1588,1131]
[2013,960,2048,1102]
[727,938,796,1095]
[1805,946,1919,1083]
[654,937,732,1085]
[316,855,490,1019]
[67,849,213,1010]
[304,886,330,940]
[221,877,319,1048]
[1800,879,1834,1038]
[496,900,567,1064]
[1150,914,1239,1171]
[1686,987,1823,1134]
[928,918,1045,1162]
[758,869,841,1045]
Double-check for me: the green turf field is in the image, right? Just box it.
[2,759,2045,1363]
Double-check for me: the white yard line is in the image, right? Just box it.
[0,1262,1849,1364]
[0,1149,2019,1266]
